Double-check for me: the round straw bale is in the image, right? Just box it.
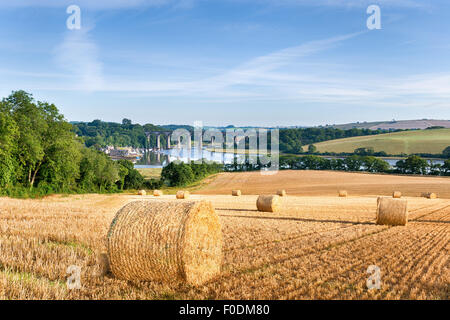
[256,195,281,213]
[376,197,408,226]
[232,190,241,196]
[392,191,402,198]
[107,200,222,285]
[176,190,190,199]
[138,190,146,196]
[277,190,287,197]
[422,192,437,199]
[339,190,348,197]
[153,190,163,196]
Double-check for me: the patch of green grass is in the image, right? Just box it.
[2,266,66,288]
[137,168,162,180]
[46,240,93,255]
[305,129,450,155]
[160,173,221,194]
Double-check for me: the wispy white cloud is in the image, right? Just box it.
[96,31,364,95]
[5,32,361,94]
[53,28,104,91]
[4,30,450,111]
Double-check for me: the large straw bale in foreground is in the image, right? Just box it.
[339,190,348,197]
[176,190,190,199]
[232,190,241,196]
[107,200,223,285]
[393,191,402,198]
[256,195,281,213]
[153,190,163,196]
[376,197,408,226]
[277,190,286,197]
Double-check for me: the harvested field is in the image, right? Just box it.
[0,188,448,300]
[196,170,450,199]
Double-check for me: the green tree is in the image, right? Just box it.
[37,102,82,191]
[117,163,129,190]
[117,159,144,189]
[1,91,82,190]
[161,162,195,186]
[355,147,375,156]
[395,155,428,175]
[330,158,346,171]
[344,155,363,171]
[443,146,450,158]
[122,118,132,126]
[78,148,118,191]
[442,159,450,175]
[298,155,330,170]
[362,156,389,173]
[3,91,47,188]
[308,144,317,154]
[0,91,149,197]
[0,110,19,188]
[428,161,442,176]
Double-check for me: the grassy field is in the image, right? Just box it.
[136,168,162,180]
[0,171,448,300]
[332,119,450,130]
[304,129,450,155]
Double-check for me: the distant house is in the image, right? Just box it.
[102,146,143,162]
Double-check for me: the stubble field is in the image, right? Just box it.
[0,170,448,300]
[197,170,450,198]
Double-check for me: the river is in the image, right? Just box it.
[134,148,445,169]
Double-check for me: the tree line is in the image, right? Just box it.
[223,154,450,176]
[73,119,167,149]
[160,161,223,187]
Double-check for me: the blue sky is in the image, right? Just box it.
[0,0,449,126]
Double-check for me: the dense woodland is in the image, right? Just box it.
[0,91,147,197]
[73,119,166,149]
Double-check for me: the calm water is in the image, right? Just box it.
[134,148,445,169]
[134,148,248,168]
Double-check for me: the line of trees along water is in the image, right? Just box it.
[222,154,450,176]
[73,119,166,149]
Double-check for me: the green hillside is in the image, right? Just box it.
[306,129,450,155]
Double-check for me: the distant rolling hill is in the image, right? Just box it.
[306,129,450,155]
[331,119,450,130]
